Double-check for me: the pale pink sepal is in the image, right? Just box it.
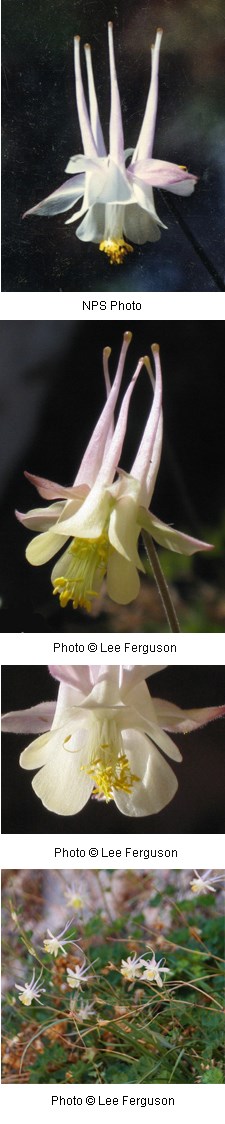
[74,37,98,160]
[23,175,85,219]
[141,508,213,554]
[131,159,198,192]
[24,472,88,502]
[155,699,225,733]
[108,22,124,164]
[130,346,162,504]
[97,357,145,486]
[84,44,106,156]
[74,332,132,488]
[48,665,93,695]
[1,701,56,733]
[132,29,163,164]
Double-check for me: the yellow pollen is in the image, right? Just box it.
[52,533,109,611]
[81,750,140,803]
[99,238,133,265]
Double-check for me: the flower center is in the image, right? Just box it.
[99,238,133,265]
[52,534,109,611]
[20,992,32,1006]
[81,746,140,802]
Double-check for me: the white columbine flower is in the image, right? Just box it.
[190,870,224,895]
[66,962,95,989]
[140,954,170,988]
[64,882,87,912]
[16,333,212,614]
[24,24,197,264]
[15,970,46,1006]
[76,1000,96,1021]
[120,953,144,982]
[2,665,225,818]
[43,919,75,956]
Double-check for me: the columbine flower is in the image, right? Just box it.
[120,954,144,982]
[66,962,95,989]
[24,24,197,264]
[15,970,46,1006]
[140,954,170,988]
[69,998,96,1020]
[2,665,225,818]
[64,883,86,912]
[190,870,224,895]
[43,919,76,957]
[16,334,212,614]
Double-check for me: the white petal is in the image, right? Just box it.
[76,203,105,242]
[120,667,167,696]
[31,743,93,815]
[54,483,110,539]
[26,530,66,565]
[129,178,167,229]
[114,731,177,816]
[109,497,145,570]
[107,550,140,604]
[20,732,54,769]
[124,202,161,244]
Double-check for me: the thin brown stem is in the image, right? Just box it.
[142,532,181,633]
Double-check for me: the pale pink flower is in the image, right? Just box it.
[24,25,197,264]
[16,336,212,613]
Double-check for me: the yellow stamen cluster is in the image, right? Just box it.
[81,749,140,802]
[99,238,133,265]
[52,534,109,611]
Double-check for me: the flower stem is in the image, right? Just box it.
[142,532,180,633]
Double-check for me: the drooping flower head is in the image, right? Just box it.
[120,953,144,982]
[16,335,212,615]
[24,24,197,264]
[15,969,46,1006]
[2,664,225,818]
[66,961,96,989]
[190,870,224,895]
[139,954,170,988]
[43,919,76,957]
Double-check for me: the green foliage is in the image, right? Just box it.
[2,874,225,1085]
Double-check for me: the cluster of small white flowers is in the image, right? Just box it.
[121,952,170,989]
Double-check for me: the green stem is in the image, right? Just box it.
[142,532,181,633]
[94,871,114,922]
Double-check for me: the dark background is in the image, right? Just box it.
[2,664,225,834]
[0,320,225,633]
[2,0,225,292]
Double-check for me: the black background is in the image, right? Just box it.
[0,320,225,633]
[2,0,225,291]
[2,664,225,834]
